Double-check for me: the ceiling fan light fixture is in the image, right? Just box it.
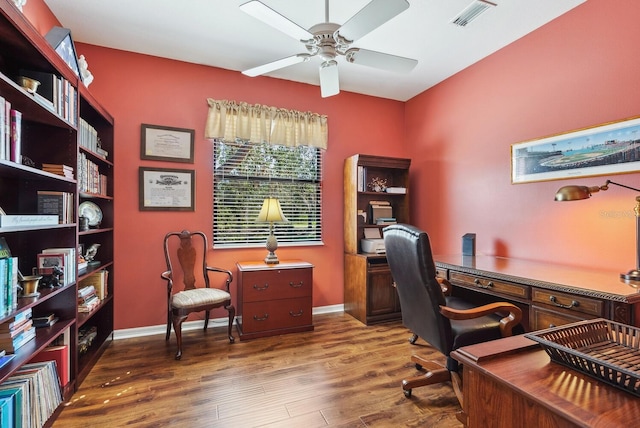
[451,0,497,27]
[319,60,339,98]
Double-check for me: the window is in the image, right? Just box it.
[213,140,322,247]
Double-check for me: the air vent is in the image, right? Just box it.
[451,0,497,27]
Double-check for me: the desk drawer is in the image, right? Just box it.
[449,272,530,300]
[241,268,312,302]
[532,288,602,317]
[531,304,597,330]
[240,297,312,333]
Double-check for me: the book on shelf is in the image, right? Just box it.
[41,163,74,179]
[0,256,19,315]
[78,285,99,312]
[0,325,35,353]
[0,308,32,332]
[0,214,59,227]
[27,345,70,387]
[3,99,10,162]
[78,269,108,300]
[376,217,397,225]
[37,191,74,224]
[0,354,15,370]
[39,247,76,286]
[0,96,5,160]
[385,186,406,194]
[368,200,391,206]
[9,109,21,164]
[0,394,13,427]
[0,384,24,428]
[3,360,63,427]
[0,319,33,339]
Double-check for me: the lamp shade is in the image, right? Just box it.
[554,185,601,201]
[256,198,287,223]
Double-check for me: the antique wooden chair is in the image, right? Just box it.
[382,224,522,407]
[161,230,235,359]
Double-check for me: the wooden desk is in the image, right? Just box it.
[435,255,640,330]
[451,335,640,427]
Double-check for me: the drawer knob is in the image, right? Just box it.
[289,310,304,317]
[473,278,493,289]
[549,295,579,309]
[253,314,269,321]
[253,283,269,291]
[289,281,304,288]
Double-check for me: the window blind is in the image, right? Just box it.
[213,140,322,247]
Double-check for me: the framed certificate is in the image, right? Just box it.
[140,124,195,163]
[139,167,195,211]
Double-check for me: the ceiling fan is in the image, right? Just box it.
[240,0,418,98]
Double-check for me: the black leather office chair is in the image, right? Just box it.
[383,224,522,403]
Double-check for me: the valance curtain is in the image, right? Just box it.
[205,99,328,149]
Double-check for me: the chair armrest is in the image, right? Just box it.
[205,266,233,291]
[440,302,522,337]
[437,277,452,296]
[161,270,173,292]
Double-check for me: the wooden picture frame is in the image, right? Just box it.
[139,167,195,211]
[140,124,195,163]
[512,115,640,184]
[45,26,82,80]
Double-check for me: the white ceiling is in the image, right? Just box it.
[43,0,586,101]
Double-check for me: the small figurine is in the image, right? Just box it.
[78,55,94,87]
[84,243,101,262]
[12,0,26,12]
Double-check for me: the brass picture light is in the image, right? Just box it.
[555,179,640,287]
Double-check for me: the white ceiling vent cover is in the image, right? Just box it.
[451,0,497,27]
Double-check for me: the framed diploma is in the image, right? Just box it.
[139,167,195,211]
[140,124,195,163]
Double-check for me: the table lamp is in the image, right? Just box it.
[554,179,640,287]
[256,197,287,264]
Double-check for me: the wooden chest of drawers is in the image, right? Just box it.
[236,260,314,340]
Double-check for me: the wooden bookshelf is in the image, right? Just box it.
[343,154,410,325]
[0,0,115,423]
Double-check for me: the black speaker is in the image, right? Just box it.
[462,233,476,256]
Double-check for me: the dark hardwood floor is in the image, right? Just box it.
[53,312,463,427]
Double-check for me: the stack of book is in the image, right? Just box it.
[32,313,58,328]
[78,285,99,313]
[0,308,35,353]
[376,217,397,225]
[41,163,74,179]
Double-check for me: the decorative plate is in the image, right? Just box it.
[79,201,102,227]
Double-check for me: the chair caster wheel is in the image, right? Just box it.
[404,389,412,398]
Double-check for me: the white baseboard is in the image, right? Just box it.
[113,304,345,340]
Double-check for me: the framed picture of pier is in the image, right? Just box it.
[511,115,640,184]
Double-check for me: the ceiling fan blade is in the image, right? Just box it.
[345,48,417,73]
[242,54,310,77]
[338,0,409,42]
[240,0,313,41]
[319,60,339,98]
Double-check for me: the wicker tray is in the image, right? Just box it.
[525,318,640,397]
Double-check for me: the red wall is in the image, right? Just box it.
[24,0,640,329]
[406,0,640,273]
